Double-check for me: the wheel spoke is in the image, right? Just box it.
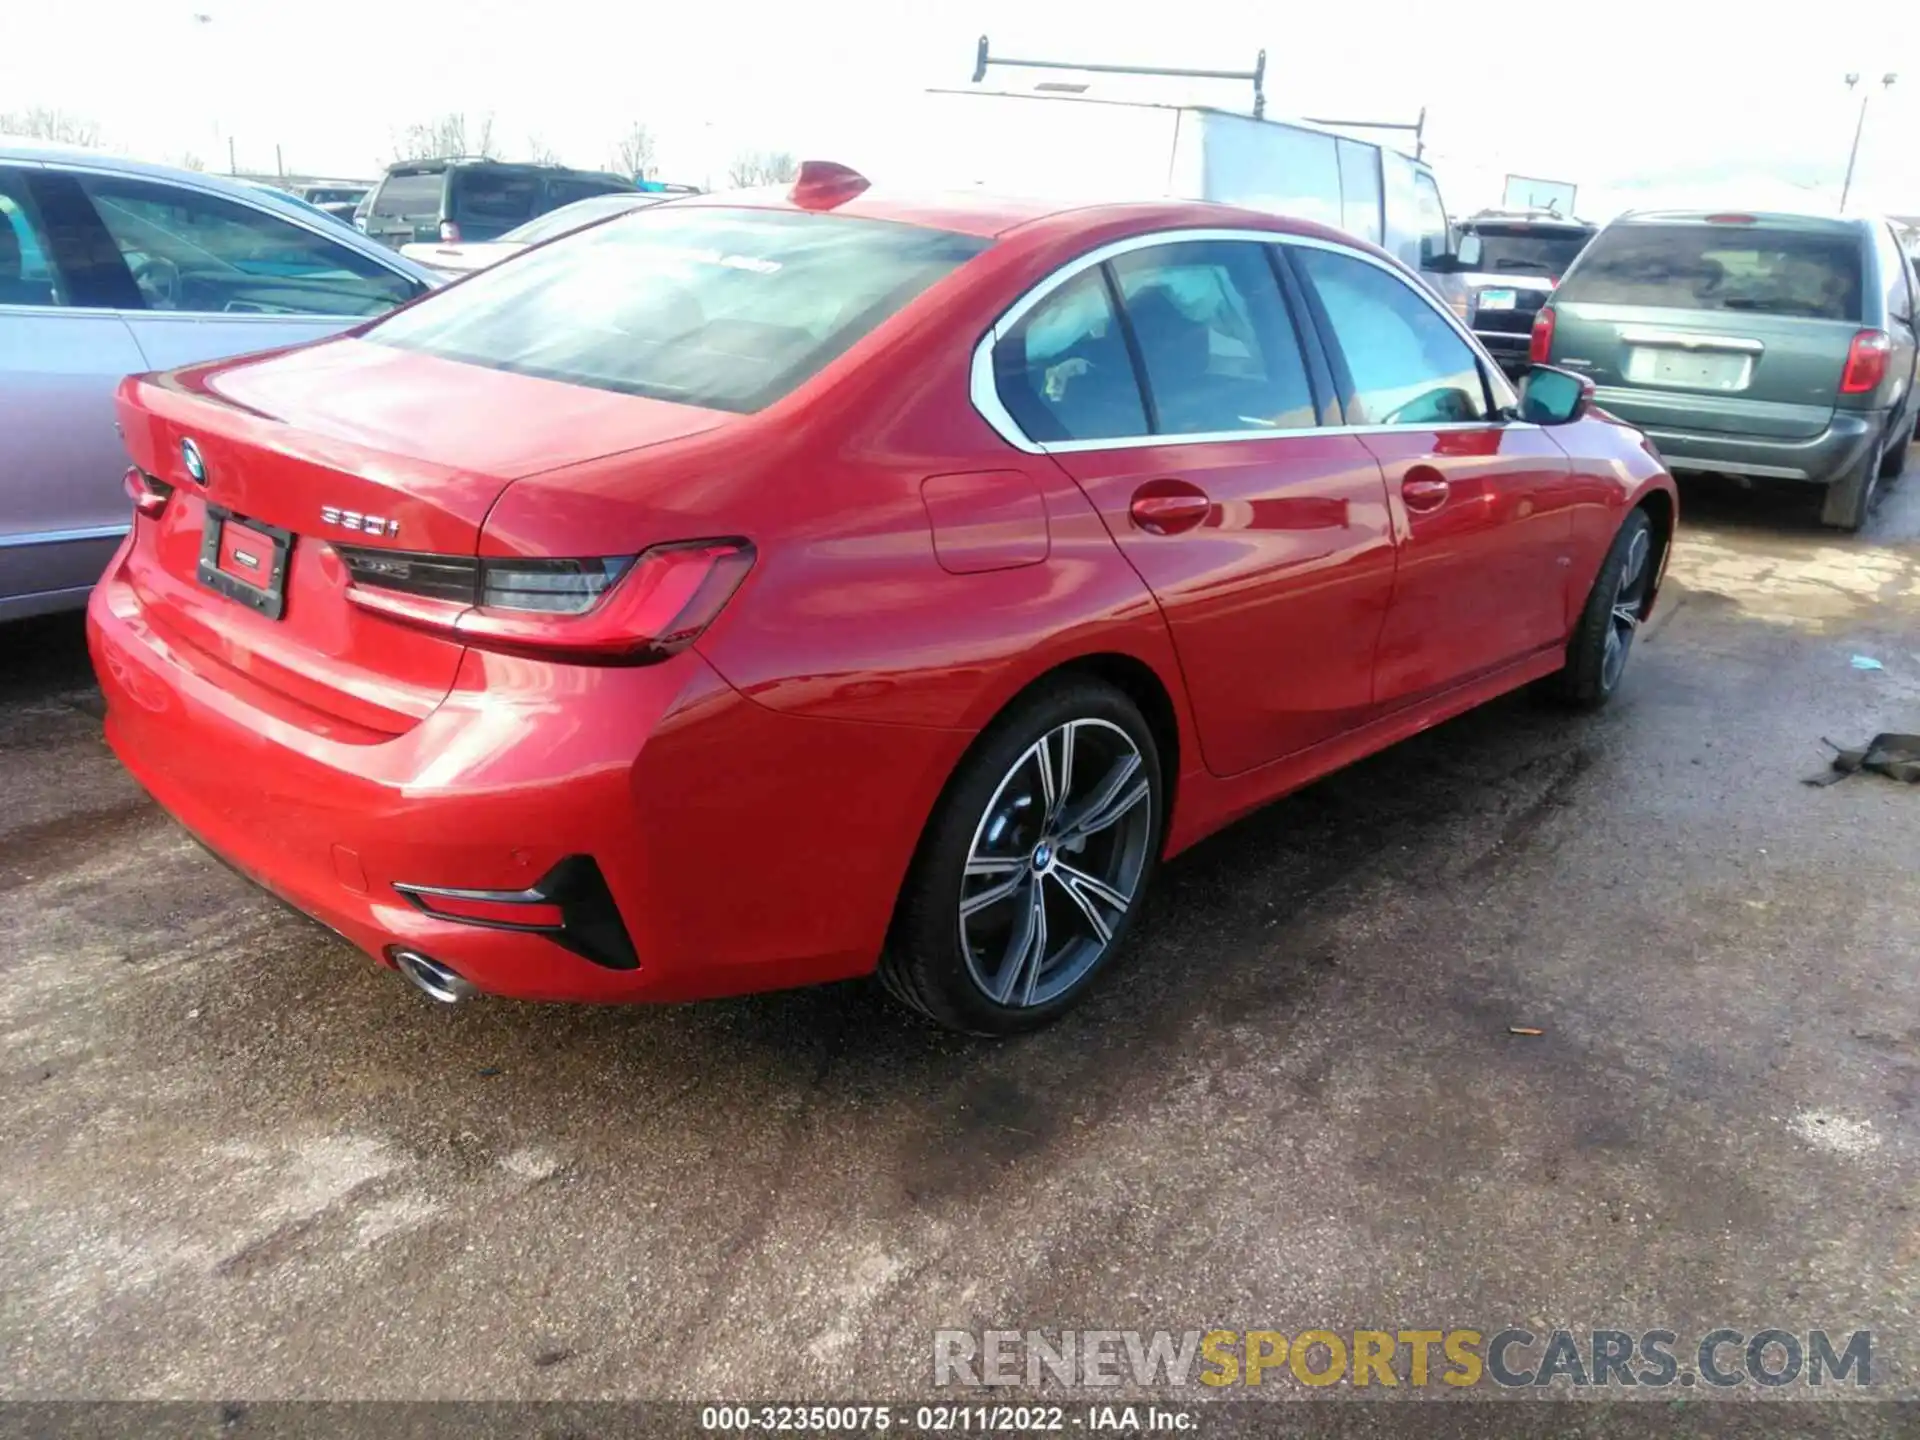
[1611,602,1641,631]
[965,854,1025,877]
[1062,753,1147,842]
[992,880,1048,1006]
[1050,860,1133,945]
[1030,738,1057,823]
[960,868,1028,919]
[1051,722,1077,827]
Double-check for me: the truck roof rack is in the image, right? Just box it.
[1301,109,1428,161]
[972,34,1267,119]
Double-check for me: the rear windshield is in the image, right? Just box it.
[452,169,540,225]
[1466,226,1591,278]
[367,207,990,412]
[1557,223,1864,321]
[373,172,443,218]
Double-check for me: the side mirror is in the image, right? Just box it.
[1518,365,1594,425]
[1456,233,1483,269]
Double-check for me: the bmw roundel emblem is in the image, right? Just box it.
[181,437,207,485]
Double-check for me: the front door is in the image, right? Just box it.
[1287,243,1575,708]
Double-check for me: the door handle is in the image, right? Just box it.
[1129,479,1212,535]
[1402,470,1451,514]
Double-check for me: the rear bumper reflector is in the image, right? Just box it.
[394,855,638,970]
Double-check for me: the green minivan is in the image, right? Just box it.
[1532,211,1919,529]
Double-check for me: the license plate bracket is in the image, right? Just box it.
[197,506,293,620]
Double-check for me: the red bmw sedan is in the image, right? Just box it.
[89,164,1676,1034]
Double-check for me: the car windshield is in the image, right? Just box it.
[1467,226,1590,276]
[368,207,990,412]
[500,196,650,245]
[1556,223,1864,321]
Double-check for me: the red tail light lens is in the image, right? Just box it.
[341,539,754,662]
[1841,329,1892,394]
[124,466,171,518]
[439,220,461,242]
[1529,306,1556,365]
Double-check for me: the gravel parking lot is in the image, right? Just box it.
[3,474,1918,1405]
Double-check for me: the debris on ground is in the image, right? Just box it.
[1806,733,1920,786]
[1851,655,1885,671]
[1508,1026,1545,1037]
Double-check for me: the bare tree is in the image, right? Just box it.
[525,134,561,166]
[392,112,498,162]
[727,150,799,188]
[0,106,102,146]
[611,123,655,180]
[177,152,207,172]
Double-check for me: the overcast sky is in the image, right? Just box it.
[7,0,1920,218]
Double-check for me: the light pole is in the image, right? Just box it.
[1840,71,1896,213]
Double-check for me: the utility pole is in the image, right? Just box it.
[1841,71,1897,213]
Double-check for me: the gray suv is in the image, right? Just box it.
[360,159,634,248]
[1537,210,1919,530]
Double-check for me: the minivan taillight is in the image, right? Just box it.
[1529,306,1556,365]
[1840,329,1892,394]
[339,539,754,663]
[439,220,461,243]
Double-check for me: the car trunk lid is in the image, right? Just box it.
[115,338,730,735]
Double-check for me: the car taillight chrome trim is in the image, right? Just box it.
[338,537,755,663]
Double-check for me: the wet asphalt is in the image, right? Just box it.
[2,468,1918,1411]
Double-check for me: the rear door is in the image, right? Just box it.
[998,236,1397,777]
[1287,241,1574,706]
[0,165,150,611]
[1547,219,1868,439]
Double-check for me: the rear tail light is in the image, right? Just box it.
[439,220,461,242]
[124,466,171,519]
[338,538,754,662]
[1841,329,1892,394]
[1529,305,1556,365]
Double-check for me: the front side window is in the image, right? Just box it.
[1556,223,1864,322]
[0,168,62,306]
[371,207,988,413]
[1110,240,1317,434]
[75,175,421,317]
[1294,247,1489,426]
[994,268,1148,443]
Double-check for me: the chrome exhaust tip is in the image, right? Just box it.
[390,948,479,1005]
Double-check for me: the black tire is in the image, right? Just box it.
[1553,508,1654,711]
[1879,417,1913,480]
[878,678,1163,1035]
[1821,433,1884,531]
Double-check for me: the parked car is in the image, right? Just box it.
[1429,208,1596,375]
[1535,210,1918,529]
[401,190,668,276]
[294,181,370,222]
[90,164,1676,1033]
[0,141,439,620]
[360,159,635,249]
[241,180,356,230]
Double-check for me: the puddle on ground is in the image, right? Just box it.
[1666,529,1920,630]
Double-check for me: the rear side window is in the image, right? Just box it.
[1110,240,1316,434]
[452,170,539,226]
[1294,247,1488,426]
[369,207,989,413]
[373,172,444,219]
[546,177,629,209]
[1557,224,1864,321]
[995,268,1147,443]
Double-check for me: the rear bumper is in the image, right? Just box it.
[1599,391,1882,484]
[87,544,964,1005]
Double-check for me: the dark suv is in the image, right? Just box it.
[360,159,634,248]
[1536,210,1919,530]
[1437,209,1596,375]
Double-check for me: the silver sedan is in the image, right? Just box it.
[0,141,439,620]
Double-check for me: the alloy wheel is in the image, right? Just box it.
[957,718,1154,1009]
[1601,525,1652,693]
